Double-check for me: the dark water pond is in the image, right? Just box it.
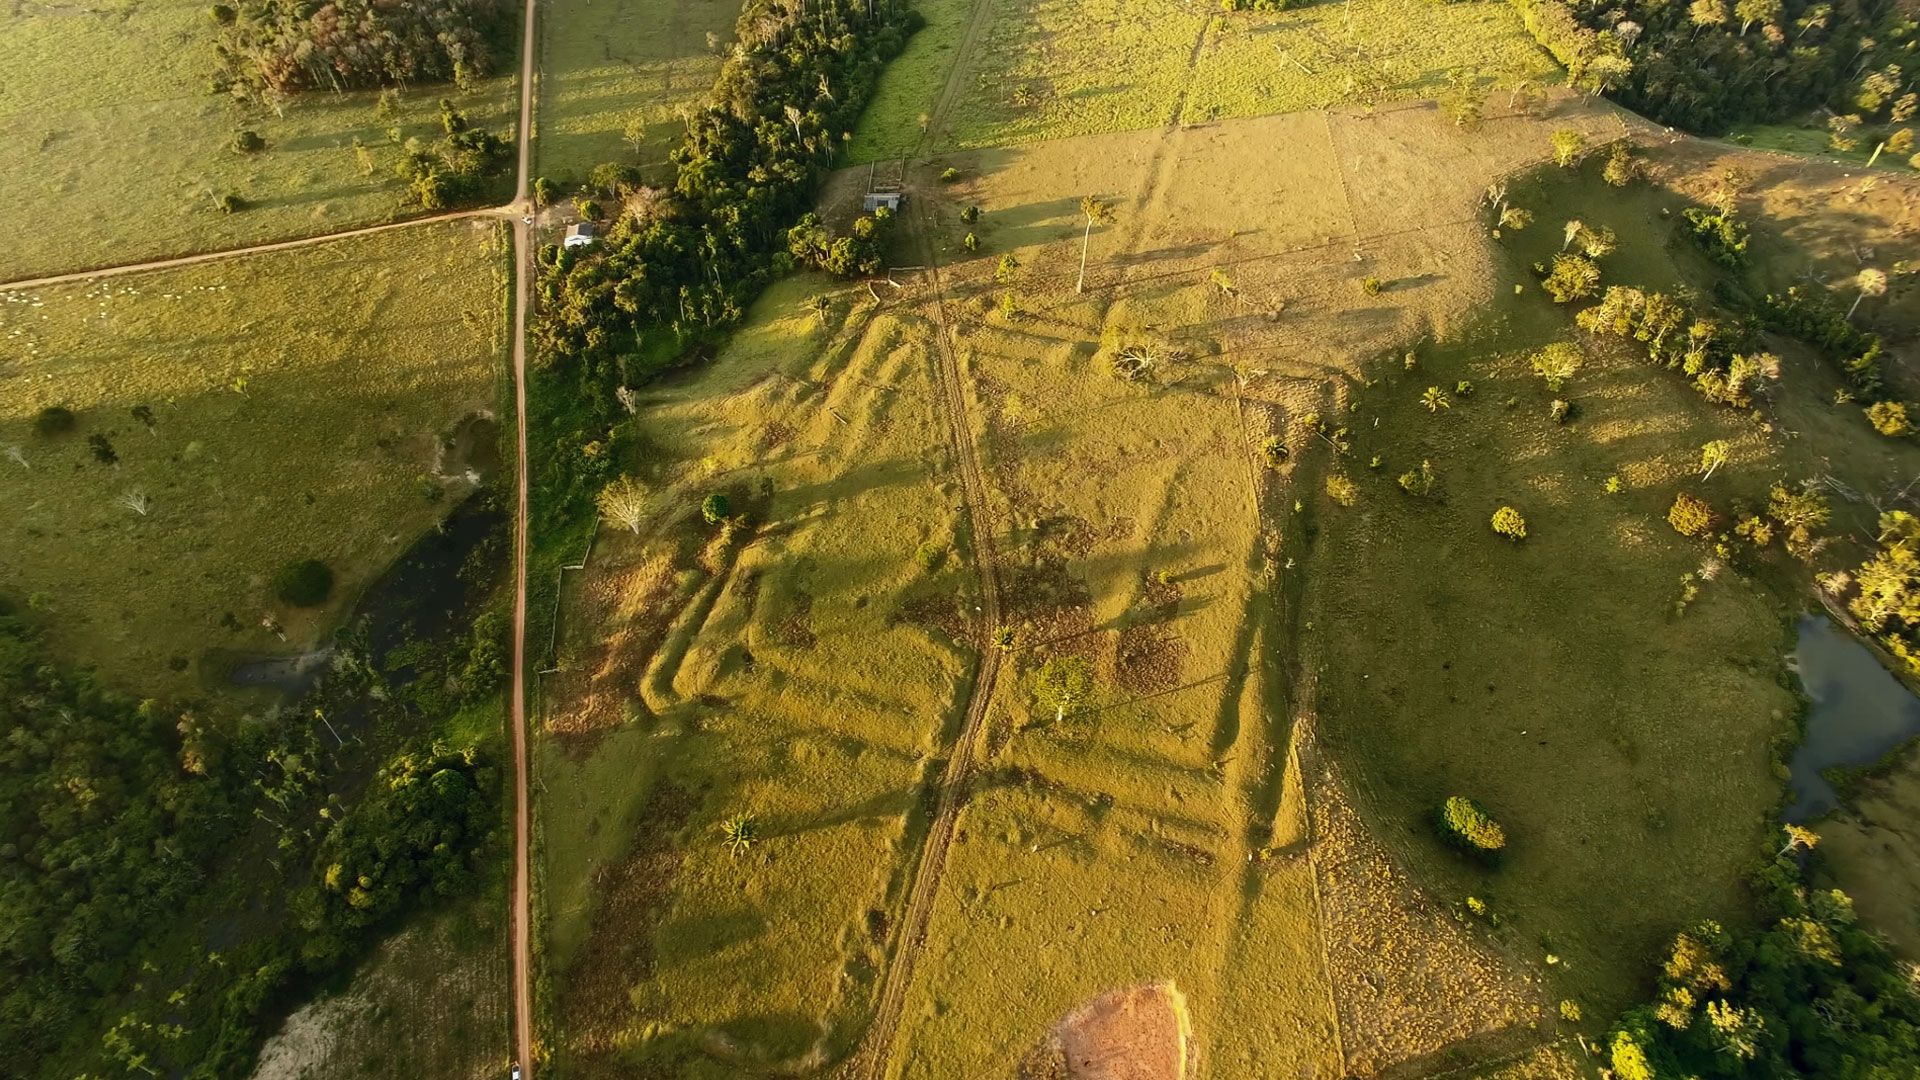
[1785,613,1920,822]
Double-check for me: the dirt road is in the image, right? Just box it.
[507,0,540,1071]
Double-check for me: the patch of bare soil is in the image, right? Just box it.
[1298,719,1544,1076]
[545,550,682,750]
[1021,981,1192,1080]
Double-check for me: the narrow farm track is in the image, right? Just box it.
[851,194,1006,1080]
[849,0,1006,1068]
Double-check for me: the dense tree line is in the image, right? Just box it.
[531,0,918,521]
[1,514,508,1077]
[1608,842,1920,1077]
[1509,0,1916,134]
[211,0,511,98]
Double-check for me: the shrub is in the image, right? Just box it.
[701,492,732,524]
[1492,506,1527,540]
[939,166,960,182]
[1530,342,1584,390]
[1325,474,1357,506]
[208,2,236,21]
[959,204,980,223]
[1437,795,1507,854]
[274,559,335,607]
[1551,128,1583,166]
[231,129,266,153]
[1361,276,1384,296]
[215,192,247,214]
[32,405,76,437]
[1681,206,1749,269]
[1868,400,1911,437]
[1601,142,1637,186]
[1667,492,1715,537]
[1260,436,1288,469]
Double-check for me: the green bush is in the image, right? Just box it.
[1437,795,1507,855]
[701,492,732,524]
[231,129,266,153]
[274,558,335,607]
[32,404,76,437]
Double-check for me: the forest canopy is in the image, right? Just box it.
[212,0,512,97]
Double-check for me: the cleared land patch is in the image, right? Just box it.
[0,220,509,700]
[536,274,973,1076]
[251,890,509,1080]
[532,0,737,183]
[0,1,517,280]
[847,0,1557,162]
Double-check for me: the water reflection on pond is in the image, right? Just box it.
[1786,613,1920,822]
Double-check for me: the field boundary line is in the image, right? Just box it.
[0,208,509,293]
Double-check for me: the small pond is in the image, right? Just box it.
[1785,613,1920,822]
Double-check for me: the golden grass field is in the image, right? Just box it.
[538,85,1920,1077]
[847,0,1558,162]
[0,221,509,701]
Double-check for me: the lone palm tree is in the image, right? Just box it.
[1077,195,1114,294]
[1848,267,1888,320]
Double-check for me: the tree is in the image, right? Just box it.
[118,489,153,517]
[597,476,649,533]
[1437,795,1507,854]
[274,558,334,606]
[1848,267,1888,319]
[1076,196,1113,294]
[1551,128,1584,166]
[1499,205,1533,231]
[1034,654,1094,725]
[621,110,649,155]
[701,492,732,525]
[1868,400,1911,437]
[1542,254,1601,302]
[1422,386,1452,412]
[33,404,76,437]
[1734,0,1779,34]
[1397,459,1438,497]
[1492,506,1527,540]
[1530,342,1584,390]
[1602,141,1638,186]
[1697,439,1730,479]
[1668,492,1715,537]
[1325,474,1357,506]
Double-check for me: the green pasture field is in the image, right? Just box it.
[0,0,517,281]
[535,274,974,1076]
[847,0,1557,163]
[1296,147,1920,1020]
[0,220,510,702]
[532,0,737,184]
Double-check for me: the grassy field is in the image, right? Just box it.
[1293,136,1920,1022]
[532,0,738,184]
[0,220,509,701]
[1818,741,1920,960]
[535,273,975,1075]
[0,0,517,280]
[847,0,1558,162]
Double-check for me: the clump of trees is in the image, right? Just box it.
[1681,205,1749,269]
[1576,286,1776,408]
[1606,832,1920,1077]
[1755,284,1887,404]
[1436,795,1507,856]
[1846,510,1920,673]
[393,101,511,209]
[1506,0,1916,135]
[786,208,894,277]
[211,0,510,98]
